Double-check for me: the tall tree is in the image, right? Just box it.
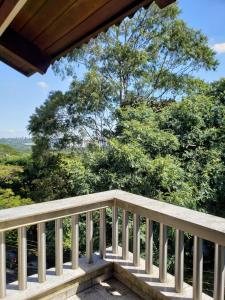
[53,3,217,104]
[29,2,217,152]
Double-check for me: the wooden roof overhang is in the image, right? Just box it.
[0,0,175,76]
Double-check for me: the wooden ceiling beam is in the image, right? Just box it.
[0,0,28,36]
[0,0,176,76]
[155,0,176,9]
[0,28,50,75]
[50,0,154,58]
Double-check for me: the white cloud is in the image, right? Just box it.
[211,42,225,54]
[36,81,49,89]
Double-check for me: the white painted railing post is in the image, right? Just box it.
[145,218,153,274]
[193,236,203,300]
[175,229,184,293]
[100,208,106,259]
[72,215,79,269]
[112,206,118,254]
[38,222,46,283]
[133,213,140,266]
[122,209,129,260]
[86,212,93,263]
[55,219,63,276]
[0,232,6,298]
[159,224,167,283]
[18,226,27,290]
[213,244,225,300]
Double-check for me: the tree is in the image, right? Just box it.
[29,2,217,152]
[84,103,196,209]
[0,164,23,187]
[160,81,225,217]
[0,188,32,209]
[54,4,217,104]
[23,153,92,202]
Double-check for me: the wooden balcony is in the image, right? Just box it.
[0,190,224,300]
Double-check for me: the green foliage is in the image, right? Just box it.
[116,103,180,157]
[24,153,92,202]
[0,164,23,184]
[0,188,32,209]
[0,150,32,210]
[0,144,19,157]
[26,78,225,217]
[30,2,217,153]
[208,77,225,104]
[0,154,31,202]
[159,82,225,216]
[54,4,217,104]
[83,104,196,209]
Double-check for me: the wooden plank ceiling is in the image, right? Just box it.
[0,0,175,76]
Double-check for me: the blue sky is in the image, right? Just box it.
[0,0,225,138]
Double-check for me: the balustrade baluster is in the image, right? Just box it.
[213,244,224,300]
[100,208,106,259]
[193,236,203,300]
[38,222,46,283]
[0,232,6,298]
[86,212,93,263]
[122,210,129,260]
[175,229,184,293]
[18,226,27,290]
[55,219,63,276]
[133,213,140,266]
[145,218,153,274]
[112,206,118,254]
[72,215,79,269]
[159,224,167,283]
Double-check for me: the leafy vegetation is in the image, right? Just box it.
[30,3,217,152]
[0,144,19,158]
[0,188,32,209]
[26,3,223,218]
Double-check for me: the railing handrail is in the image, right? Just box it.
[115,191,225,247]
[0,190,115,231]
[0,189,224,246]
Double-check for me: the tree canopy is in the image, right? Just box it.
[25,2,225,218]
[29,3,217,152]
[26,79,225,218]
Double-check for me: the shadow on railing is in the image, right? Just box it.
[0,190,224,300]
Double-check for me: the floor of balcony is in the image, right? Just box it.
[69,278,141,300]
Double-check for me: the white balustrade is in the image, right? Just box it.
[0,190,224,299]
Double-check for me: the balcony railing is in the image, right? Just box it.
[0,190,224,300]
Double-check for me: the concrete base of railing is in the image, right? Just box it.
[4,247,212,300]
[106,247,212,300]
[5,254,113,300]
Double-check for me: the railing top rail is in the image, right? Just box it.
[115,190,225,247]
[0,190,115,231]
[0,189,224,246]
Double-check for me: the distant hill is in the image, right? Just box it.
[0,144,19,157]
[0,138,33,152]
